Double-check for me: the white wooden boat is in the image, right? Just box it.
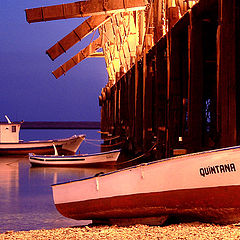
[52,146,240,225]
[0,117,85,155]
[29,149,121,167]
[0,134,86,156]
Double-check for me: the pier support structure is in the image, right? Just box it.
[100,0,240,162]
[25,0,239,161]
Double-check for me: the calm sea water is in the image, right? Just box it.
[0,129,115,233]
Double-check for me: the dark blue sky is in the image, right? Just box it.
[0,1,108,122]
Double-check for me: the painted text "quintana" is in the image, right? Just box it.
[199,163,236,177]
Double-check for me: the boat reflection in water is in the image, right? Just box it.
[0,156,115,233]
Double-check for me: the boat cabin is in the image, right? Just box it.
[0,123,21,143]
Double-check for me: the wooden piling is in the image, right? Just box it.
[217,0,237,147]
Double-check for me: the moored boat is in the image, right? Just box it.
[29,149,121,167]
[52,145,240,225]
[0,135,85,156]
[0,117,85,155]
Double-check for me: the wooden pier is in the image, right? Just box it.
[99,0,240,160]
[25,0,240,162]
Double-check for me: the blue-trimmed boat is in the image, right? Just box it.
[29,149,121,167]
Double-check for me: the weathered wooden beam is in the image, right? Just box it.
[52,37,102,79]
[47,15,111,61]
[25,0,146,23]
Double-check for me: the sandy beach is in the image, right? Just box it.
[1,222,240,239]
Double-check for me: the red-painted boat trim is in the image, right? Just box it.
[55,185,240,224]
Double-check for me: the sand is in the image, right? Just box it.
[1,222,240,239]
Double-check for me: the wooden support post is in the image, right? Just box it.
[167,7,180,29]
[134,48,139,124]
[145,56,154,152]
[187,10,204,153]
[134,46,143,153]
[130,70,135,151]
[117,81,121,126]
[120,75,128,124]
[217,0,237,147]
[166,6,180,156]
[142,47,147,151]
[155,38,167,159]
[113,85,117,127]
[166,29,171,157]
[236,0,240,143]
[153,0,164,42]
[137,10,145,46]
[169,32,183,153]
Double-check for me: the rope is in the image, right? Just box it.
[117,142,157,166]
[84,139,124,147]
[84,135,120,142]
[84,138,103,142]
[103,135,121,141]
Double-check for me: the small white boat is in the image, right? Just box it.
[29,149,121,167]
[52,145,240,225]
[0,116,85,155]
[0,134,86,156]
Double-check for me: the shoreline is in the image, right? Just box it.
[1,222,240,239]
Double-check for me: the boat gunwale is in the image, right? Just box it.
[0,134,85,145]
[29,154,85,160]
[30,149,120,159]
[52,145,240,187]
[29,156,85,162]
[78,149,121,157]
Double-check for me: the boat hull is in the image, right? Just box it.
[0,135,85,156]
[29,149,120,167]
[55,186,240,224]
[52,146,240,224]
